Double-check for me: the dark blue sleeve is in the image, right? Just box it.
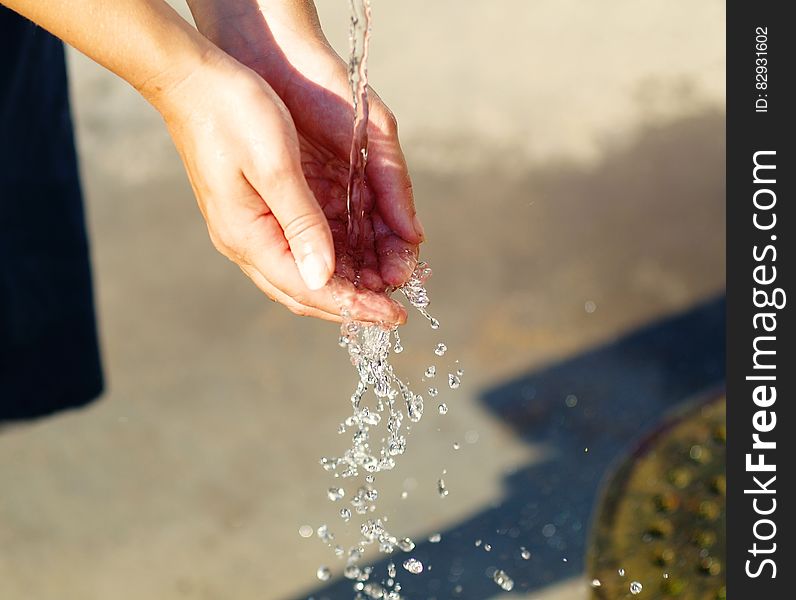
[0,7,103,420]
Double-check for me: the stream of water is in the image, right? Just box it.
[345,0,371,258]
[309,2,474,597]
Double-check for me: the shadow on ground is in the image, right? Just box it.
[297,295,725,600]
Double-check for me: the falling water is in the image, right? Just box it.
[346,0,372,256]
[310,3,474,597]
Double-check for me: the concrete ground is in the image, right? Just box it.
[0,1,725,599]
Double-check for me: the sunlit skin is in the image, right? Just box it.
[181,0,425,324]
[2,0,423,325]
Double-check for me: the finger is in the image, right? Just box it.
[281,62,424,246]
[365,99,425,245]
[244,212,407,325]
[245,152,335,291]
[329,217,386,292]
[373,213,419,287]
[240,265,342,322]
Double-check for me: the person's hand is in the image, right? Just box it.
[151,50,409,324]
[184,0,425,317]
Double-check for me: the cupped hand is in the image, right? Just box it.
[185,0,425,320]
[154,50,409,324]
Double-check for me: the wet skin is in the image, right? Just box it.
[182,0,425,325]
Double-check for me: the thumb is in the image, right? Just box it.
[249,160,335,291]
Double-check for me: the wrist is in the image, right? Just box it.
[138,39,228,121]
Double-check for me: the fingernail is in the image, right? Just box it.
[297,252,331,290]
[412,214,426,241]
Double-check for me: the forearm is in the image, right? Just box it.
[1,0,217,109]
[186,0,321,35]
[184,0,325,65]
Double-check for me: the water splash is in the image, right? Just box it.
[448,373,461,389]
[493,569,515,592]
[402,558,423,575]
[311,1,463,595]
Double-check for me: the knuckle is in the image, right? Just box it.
[208,226,244,262]
[281,212,326,244]
[208,227,231,253]
[381,109,399,136]
[287,303,311,318]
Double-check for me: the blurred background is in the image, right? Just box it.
[0,1,725,599]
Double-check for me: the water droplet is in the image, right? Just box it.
[474,539,482,547]
[438,403,448,415]
[317,524,335,544]
[437,478,449,497]
[630,581,643,595]
[448,374,461,389]
[434,343,447,356]
[298,525,313,538]
[484,544,492,552]
[429,533,442,543]
[585,300,597,313]
[520,548,531,560]
[393,332,403,354]
[402,558,423,575]
[591,578,601,588]
[453,442,460,450]
[565,394,578,407]
[387,562,397,578]
[327,487,345,501]
[340,508,352,522]
[407,395,424,422]
[493,569,514,591]
[317,566,331,581]
[344,565,362,580]
[400,491,408,499]
[618,568,626,577]
[428,387,439,397]
[424,365,436,378]
[542,524,556,537]
[397,537,415,552]
[430,318,440,330]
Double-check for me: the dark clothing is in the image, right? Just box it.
[1,7,103,420]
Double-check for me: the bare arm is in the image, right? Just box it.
[1,0,212,109]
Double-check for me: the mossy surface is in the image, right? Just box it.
[588,396,726,600]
